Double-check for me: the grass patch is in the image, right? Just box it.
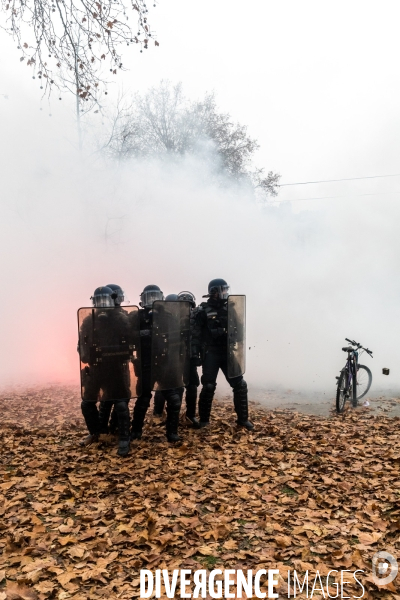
[348,536,359,545]
[197,555,218,569]
[281,485,298,496]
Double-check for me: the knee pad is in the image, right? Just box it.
[203,383,216,395]
[163,388,181,402]
[113,399,129,414]
[232,379,247,393]
[167,393,182,410]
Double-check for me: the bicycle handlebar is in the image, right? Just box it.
[344,338,373,357]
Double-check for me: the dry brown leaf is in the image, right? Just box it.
[0,482,16,491]
[67,545,86,558]
[96,551,118,567]
[57,536,78,546]
[5,583,38,600]
[358,531,382,545]
[197,545,215,555]
[223,539,238,550]
[33,581,54,594]
[80,566,108,581]
[275,535,291,548]
[57,572,76,587]
[1,385,399,600]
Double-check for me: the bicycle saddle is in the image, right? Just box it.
[342,346,354,352]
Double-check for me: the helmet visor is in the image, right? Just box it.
[219,285,230,300]
[141,290,164,308]
[178,291,196,304]
[114,291,130,306]
[212,285,229,300]
[92,294,114,308]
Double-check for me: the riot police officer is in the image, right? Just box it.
[78,286,132,456]
[98,284,129,436]
[152,293,179,418]
[153,292,201,429]
[131,286,184,442]
[194,279,254,430]
[130,285,161,440]
[178,291,201,428]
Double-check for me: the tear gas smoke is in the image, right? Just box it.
[1,97,399,399]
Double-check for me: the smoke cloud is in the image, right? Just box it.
[1,94,399,400]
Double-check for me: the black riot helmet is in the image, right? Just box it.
[106,284,129,306]
[90,286,114,308]
[165,293,179,301]
[177,291,196,307]
[140,284,164,308]
[204,278,230,300]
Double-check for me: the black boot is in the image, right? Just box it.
[114,400,131,457]
[98,401,113,434]
[131,396,151,440]
[79,433,99,446]
[153,390,166,416]
[165,389,182,443]
[186,415,200,428]
[185,384,200,428]
[80,400,100,444]
[198,383,216,427]
[233,380,254,430]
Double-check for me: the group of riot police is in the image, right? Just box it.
[77,279,253,457]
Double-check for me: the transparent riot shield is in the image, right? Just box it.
[151,301,191,390]
[227,295,246,378]
[77,306,141,401]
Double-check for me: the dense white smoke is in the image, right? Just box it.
[1,92,399,400]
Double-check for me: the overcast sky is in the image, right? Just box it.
[143,1,400,185]
[3,0,400,192]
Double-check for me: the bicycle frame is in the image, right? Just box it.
[344,349,358,391]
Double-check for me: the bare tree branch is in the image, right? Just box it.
[0,0,159,111]
[101,81,281,199]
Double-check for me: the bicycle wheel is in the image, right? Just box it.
[336,369,350,413]
[356,364,372,400]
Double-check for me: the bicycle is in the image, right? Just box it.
[336,338,373,413]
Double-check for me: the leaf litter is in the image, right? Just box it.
[0,385,399,599]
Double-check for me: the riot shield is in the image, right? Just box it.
[77,306,141,401]
[151,301,191,390]
[227,295,246,378]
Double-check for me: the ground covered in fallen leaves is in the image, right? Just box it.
[1,385,400,599]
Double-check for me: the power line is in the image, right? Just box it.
[279,190,400,203]
[279,173,400,187]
